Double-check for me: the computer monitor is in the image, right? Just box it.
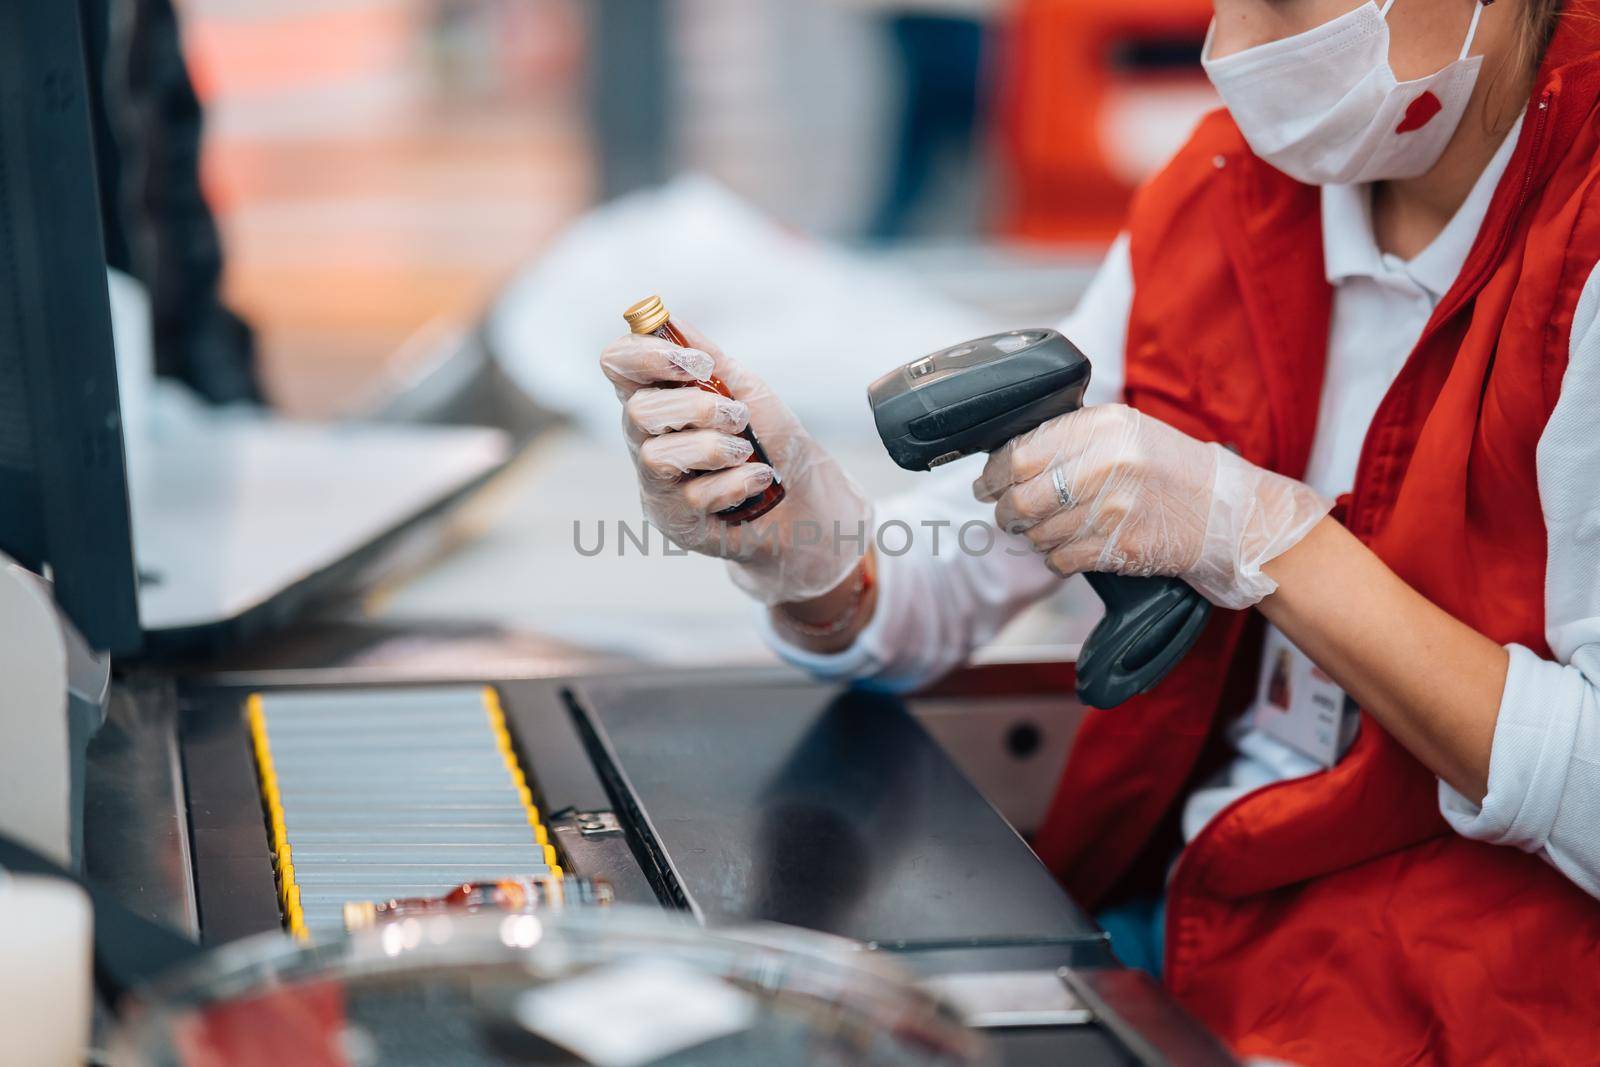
[0,0,142,654]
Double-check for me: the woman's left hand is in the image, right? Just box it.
[972,404,1331,609]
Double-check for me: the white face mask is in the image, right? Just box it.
[1201,0,1486,186]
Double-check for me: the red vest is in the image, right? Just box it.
[1031,13,1600,1064]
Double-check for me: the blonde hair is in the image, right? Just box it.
[1484,0,1564,131]
[1519,0,1564,72]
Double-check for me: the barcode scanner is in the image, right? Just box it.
[867,329,1211,709]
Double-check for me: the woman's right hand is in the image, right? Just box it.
[599,321,871,607]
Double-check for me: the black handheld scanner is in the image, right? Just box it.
[867,329,1211,709]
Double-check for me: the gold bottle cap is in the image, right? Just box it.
[343,900,378,932]
[623,294,670,335]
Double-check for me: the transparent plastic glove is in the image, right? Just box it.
[972,404,1331,610]
[599,321,871,605]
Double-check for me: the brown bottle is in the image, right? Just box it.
[623,295,786,523]
[342,874,614,931]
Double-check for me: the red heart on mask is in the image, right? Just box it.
[1395,91,1443,134]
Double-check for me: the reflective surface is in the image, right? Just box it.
[84,682,199,938]
[572,678,1104,952]
[109,907,990,1067]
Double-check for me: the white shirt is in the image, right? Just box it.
[763,119,1600,900]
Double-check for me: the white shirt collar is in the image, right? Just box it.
[1320,114,1524,301]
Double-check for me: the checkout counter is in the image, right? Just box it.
[0,4,1238,1057]
[80,636,1238,1065]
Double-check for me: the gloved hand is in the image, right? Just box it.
[972,404,1330,610]
[599,321,871,605]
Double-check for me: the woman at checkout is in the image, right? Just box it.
[598,0,1600,1061]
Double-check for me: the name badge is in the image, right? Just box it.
[1251,625,1358,769]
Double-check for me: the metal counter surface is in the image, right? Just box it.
[94,664,1232,1066]
[560,673,1109,963]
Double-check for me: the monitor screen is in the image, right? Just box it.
[0,0,141,653]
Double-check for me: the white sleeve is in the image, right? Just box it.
[759,235,1135,690]
[1438,259,1600,900]
[1070,233,1133,406]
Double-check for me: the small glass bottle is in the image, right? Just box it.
[623,295,786,523]
[342,874,614,931]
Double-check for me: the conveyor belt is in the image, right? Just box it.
[160,673,1238,1065]
[246,686,560,938]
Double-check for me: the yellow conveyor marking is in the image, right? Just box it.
[246,687,561,941]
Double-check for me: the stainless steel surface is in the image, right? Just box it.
[170,663,1229,1062]
[83,680,200,938]
[576,811,623,837]
[190,625,629,690]
[1061,967,1241,1066]
[921,970,1094,1029]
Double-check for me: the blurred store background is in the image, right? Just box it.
[166,0,1220,666]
